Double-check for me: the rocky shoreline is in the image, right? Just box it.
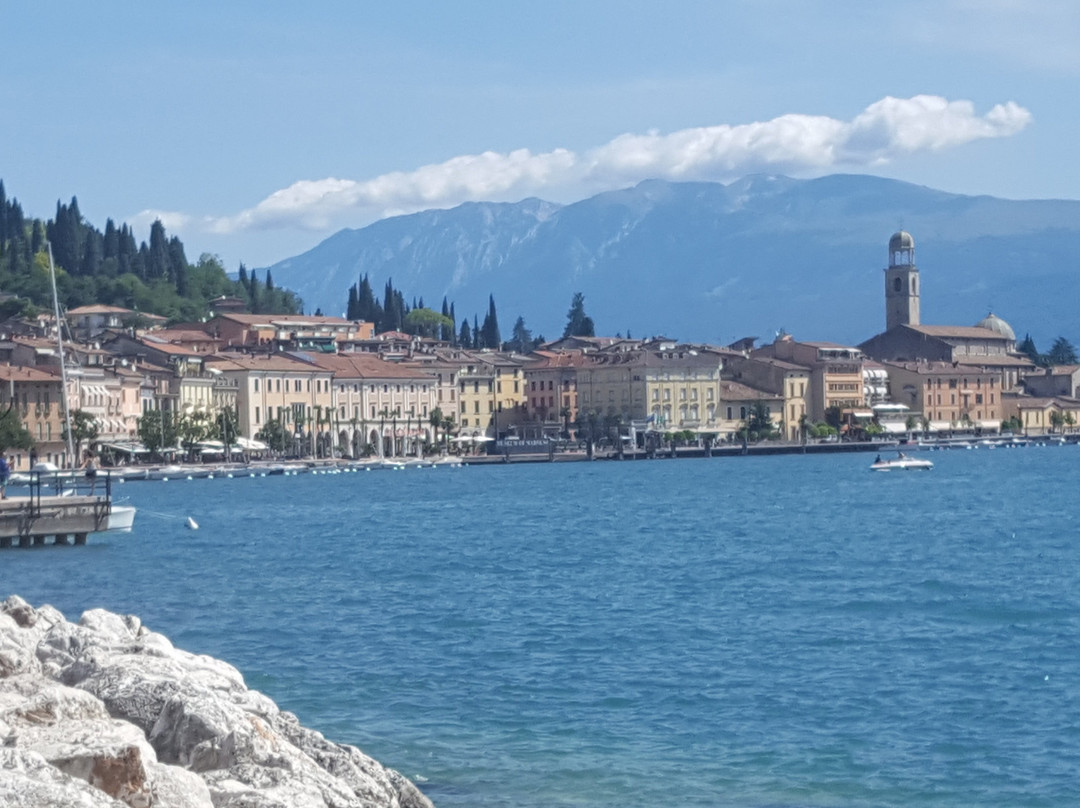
[0,596,434,808]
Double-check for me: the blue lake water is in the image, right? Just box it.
[3,446,1080,807]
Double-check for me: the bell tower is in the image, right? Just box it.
[884,230,919,331]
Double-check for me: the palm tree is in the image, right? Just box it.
[429,407,443,453]
[377,408,393,457]
[441,413,456,453]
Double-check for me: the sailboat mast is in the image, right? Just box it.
[47,243,77,466]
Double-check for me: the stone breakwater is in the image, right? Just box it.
[0,596,434,808]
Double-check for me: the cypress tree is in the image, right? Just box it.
[79,229,101,276]
[482,294,501,349]
[346,284,359,320]
[103,219,119,260]
[459,318,472,348]
[31,220,45,255]
[148,220,169,279]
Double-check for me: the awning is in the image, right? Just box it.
[880,422,908,434]
[100,441,150,455]
[235,437,268,451]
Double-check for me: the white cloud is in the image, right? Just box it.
[192,94,1030,235]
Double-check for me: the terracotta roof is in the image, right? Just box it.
[952,355,1035,368]
[1013,395,1080,410]
[906,324,1010,340]
[882,361,1002,376]
[527,350,590,369]
[146,329,220,343]
[67,305,135,316]
[719,380,780,401]
[207,354,331,373]
[740,356,809,372]
[307,353,435,381]
[0,364,60,383]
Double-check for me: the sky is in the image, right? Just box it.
[4,1,1078,271]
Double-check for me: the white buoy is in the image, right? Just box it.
[186,517,199,530]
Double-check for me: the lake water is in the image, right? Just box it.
[3,446,1079,807]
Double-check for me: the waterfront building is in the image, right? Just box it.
[1001,393,1080,435]
[521,350,587,438]
[752,336,867,423]
[305,352,438,457]
[576,346,725,433]
[859,231,1033,394]
[715,381,785,438]
[448,350,526,439]
[723,355,810,441]
[399,355,461,429]
[0,364,66,469]
[881,361,1002,431]
[205,353,334,455]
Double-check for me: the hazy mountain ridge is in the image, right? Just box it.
[263,175,1080,347]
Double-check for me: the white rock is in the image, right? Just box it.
[0,747,126,808]
[0,599,434,808]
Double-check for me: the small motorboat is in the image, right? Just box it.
[870,452,933,471]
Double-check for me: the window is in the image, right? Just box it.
[254,379,259,392]
[255,407,261,424]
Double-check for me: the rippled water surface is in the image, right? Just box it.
[4,446,1080,807]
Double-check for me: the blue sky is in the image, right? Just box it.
[4,1,1077,270]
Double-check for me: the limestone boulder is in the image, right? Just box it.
[0,598,434,808]
[0,747,126,808]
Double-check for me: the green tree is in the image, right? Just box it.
[137,409,178,460]
[1017,333,1041,365]
[218,407,239,459]
[404,307,453,339]
[63,409,99,460]
[743,402,778,441]
[256,418,290,454]
[562,292,595,338]
[508,316,532,353]
[176,411,213,461]
[480,295,501,348]
[1046,337,1078,366]
[0,406,33,453]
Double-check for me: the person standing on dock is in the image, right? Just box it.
[0,455,9,499]
[82,450,99,495]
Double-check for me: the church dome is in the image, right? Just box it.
[975,312,1016,341]
[888,230,915,268]
[889,230,914,251]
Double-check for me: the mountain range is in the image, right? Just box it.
[263,174,1080,349]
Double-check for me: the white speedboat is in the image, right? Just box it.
[870,453,933,471]
[105,504,137,532]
